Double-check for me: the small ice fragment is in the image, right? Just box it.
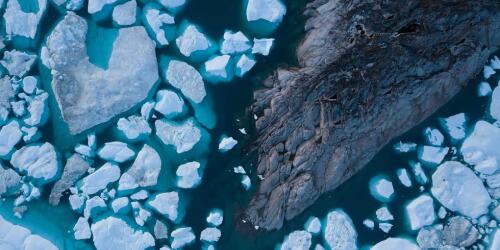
[176,24,214,58]
[176,161,202,189]
[378,223,393,233]
[118,144,161,191]
[409,161,428,185]
[252,38,274,56]
[406,194,436,230]
[97,141,135,163]
[1,50,36,77]
[130,190,149,200]
[439,113,467,141]
[324,210,357,250]
[424,127,444,146]
[158,0,186,10]
[393,141,417,153]
[117,115,151,141]
[241,175,251,190]
[0,120,23,158]
[155,118,202,154]
[75,144,94,158]
[417,146,449,167]
[369,176,394,202]
[239,128,247,135]
[202,55,233,83]
[376,207,394,221]
[4,0,47,39]
[131,201,151,226]
[220,31,251,55]
[371,237,419,250]
[491,56,500,69]
[69,194,85,211]
[142,4,175,46]
[88,0,120,14]
[438,207,447,219]
[218,136,238,152]
[141,101,155,120]
[233,166,246,174]
[484,65,495,79]
[363,219,375,230]
[83,196,107,218]
[462,121,500,167]
[304,217,321,234]
[171,227,195,249]
[200,227,222,243]
[73,217,91,240]
[80,163,120,196]
[154,90,186,118]
[21,126,40,143]
[111,197,130,214]
[280,230,311,250]
[396,168,412,187]
[207,209,223,226]
[147,192,179,222]
[235,54,256,77]
[23,92,49,127]
[22,76,38,95]
[112,0,137,26]
[478,81,492,96]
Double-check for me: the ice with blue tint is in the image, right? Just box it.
[417,145,448,167]
[405,194,436,230]
[252,38,274,56]
[116,115,151,141]
[235,54,256,77]
[164,59,207,103]
[142,3,175,47]
[112,0,137,26]
[176,161,202,189]
[218,136,238,152]
[4,0,47,40]
[461,120,500,168]
[324,210,357,250]
[280,230,311,250]
[119,144,161,191]
[171,227,195,249]
[371,238,419,250]
[304,217,321,234]
[369,176,394,202]
[80,162,120,195]
[154,89,186,118]
[155,118,202,154]
[97,141,135,163]
[0,215,58,250]
[147,192,179,222]
[245,0,286,35]
[490,85,500,121]
[439,113,467,141]
[202,55,234,83]
[200,227,221,243]
[220,31,251,55]
[73,217,91,240]
[10,143,59,185]
[91,216,155,250]
[0,120,23,158]
[1,50,37,77]
[396,168,412,187]
[176,23,216,61]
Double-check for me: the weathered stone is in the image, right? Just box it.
[42,12,158,135]
[49,154,90,205]
[443,216,480,248]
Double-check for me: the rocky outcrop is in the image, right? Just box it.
[246,0,500,230]
[49,154,90,205]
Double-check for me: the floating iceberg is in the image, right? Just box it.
[304,217,321,234]
[439,113,467,141]
[11,142,59,184]
[112,0,137,26]
[176,23,216,61]
[24,92,49,127]
[80,163,120,195]
[235,54,256,77]
[97,141,135,163]
[252,38,274,56]
[369,176,394,202]
[0,215,58,250]
[245,0,286,35]
[396,168,412,187]
[431,161,491,218]
[417,146,448,167]
[220,31,251,55]
[371,238,419,250]
[91,216,155,250]
[200,227,221,243]
[202,55,234,83]
[0,166,21,196]
[207,209,223,226]
[88,0,120,14]
[154,220,169,240]
[280,230,311,250]
[462,121,500,167]
[218,136,238,152]
[83,196,106,218]
[4,0,47,40]
[424,127,444,146]
[0,120,23,158]
[406,194,436,230]
[111,197,130,214]
[118,144,161,191]
[176,161,202,189]
[478,81,492,96]
[376,207,394,221]
[324,210,357,250]
[155,118,202,154]
[73,217,91,240]
[393,141,417,153]
[163,59,207,103]
[116,115,151,141]
[142,3,175,47]
[171,227,195,249]
[147,192,179,222]
[155,90,186,118]
[1,50,37,77]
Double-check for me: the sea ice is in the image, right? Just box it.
[176,24,215,60]
[417,146,449,167]
[171,227,195,249]
[241,175,252,190]
[305,217,321,234]
[371,238,419,250]
[363,219,375,230]
[424,127,444,146]
[116,115,151,141]
[73,217,91,240]
[397,168,412,187]
[80,163,120,195]
[112,0,137,26]
[235,54,256,77]
[0,50,37,77]
[0,215,59,249]
[218,136,238,152]
[97,141,135,163]
[484,65,495,79]
[478,81,492,96]
[155,89,186,118]
[131,201,151,226]
[431,161,491,218]
[280,230,311,250]
[376,207,394,221]
[69,194,85,211]
[131,190,149,200]
[22,76,38,95]
[49,154,90,205]
[142,4,175,46]
[176,161,202,188]
[91,216,155,250]
[324,210,357,250]
[200,227,222,243]
[406,194,436,230]
[393,141,417,153]
[490,229,500,250]
[252,38,274,56]
[154,220,169,240]
[4,0,47,39]
[10,142,59,184]
[0,120,23,158]
[409,161,428,185]
[83,196,107,218]
[378,223,393,233]
[369,176,394,202]
[461,121,500,166]
[24,92,49,127]
[439,113,467,141]
[246,0,286,24]
[207,209,223,226]
[88,0,120,14]
[0,166,21,196]
[158,0,186,11]
[164,59,206,103]
[52,0,85,10]
[119,144,161,191]
[111,197,130,214]
[202,55,233,83]
[221,31,251,55]
[155,118,202,154]
[147,192,179,222]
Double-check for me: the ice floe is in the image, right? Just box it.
[155,118,202,154]
[406,194,436,230]
[116,115,151,141]
[164,59,206,103]
[171,227,195,249]
[324,210,357,250]
[200,227,222,243]
[91,216,155,250]
[252,38,274,56]
[462,120,500,167]
[49,154,89,205]
[221,31,251,55]
[73,217,91,240]
[11,142,59,184]
[4,0,47,39]
[142,3,175,46]
[396,168,412,187]
[176,161,202,189]
[112,0,137,26]
[97,141,135,163]
[80,163,120,195]
[0,120,23,158]
[155,90,186,118]
[202,55,234,83]
[369,176,394,202]
[207,209,223,227]
[218,136,238,152]
[176,23,215,60]
[439,113,467,141]
[304,217,321,234]
[280,230,311,250]
[147,192,179,222]
[371,237,419,250]
[417,145,448,167]
[1,50,37,77]
[119,144,161,191]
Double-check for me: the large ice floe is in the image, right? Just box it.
[0,215,58,250]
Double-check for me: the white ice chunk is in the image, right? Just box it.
[397,168,412,187]
[88,0,120,14]
[378,223,393,233]
[176,161,202,189]
[118,144,161,191]
[69,194,85,211]
[112,0,137,26]
[24,92,49,127]
[304,217,321,234]
[218,136,238,152]
[97,141,135,163]
[324,210,357,250]
[117,115,151,141]
[246,0,286,23]
[158,0,185,9]
[252,38,274,56]
[11,142,59,184]
[23,235,58,250]
[235,54,256,77]
[393,141,417,153]
[478,81,492,96]
[439,113,467,141]
[111,197,130,214]
[438,207,447,219]
[22,76,38,95]
[91,216,155,250]
[147,192,179,222]
[206,209,223,226]
[131,201,151,226]
[406,194,436,230]
[221,31,251,55]
[4,0,47,39]
[241,175,251,190]
[171,227,195,249]
[155,118,202,154]
[280,230,311,250]
[491,56,500,69]
[0,120,23,157]
[0,50,36,77]
[203,55,232,81]
[461,121,500,167]
[417,146,448,167]
[73,217,91,240]
[409,161,428,185]
[484,65,495,79]
[424,127,444,146]
[363,219,375,230]
[165,60,206,103]
[233,166,246,174]
[143,6,174,46]
[369,176,394,202]
[371,238,419,250]
[431,161,491,218]
[80,163,120,195]
[490,229,500,250]
[154,220,169,240]
[200,227,221,243]
[155,90,185,118]
[376,207,394,221]
[491,86,500,121]
[83,196,106,218]
[176,24,213,57]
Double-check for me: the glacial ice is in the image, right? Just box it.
[491,229,500,250]
[397,168,412,187]
[176,24,215,60]
[235,54,256,77]
[155,118,202,154]
[83,196,106,218]
[0,215,58,250]
[439,113,467,141]
[461,121,500,167]
[207,209,223,226]
[131,190,149,200]
[409,161,428,185]
[10,142,59,184]
[304,217,321,234]
[280,230,311,250]
[376,207,394,221]
[116,115,151,141]
[73,217,91,240]
[324,210,357,250]
[158,0,186,12]
[484,65,495,79]
[80,163,120,195]
[171,227,195,249]
[417,146,448,167]
[52,0,84,11]
[0,50,37,77]
[369,176,394,202]
[0,120,23,158]
[200,227,222,243]
[218,136,238,152]
[371,238,419,250]
[155,90,186,118]
[406,194,436,230]
[4,0,47,39]
[111,197,130,214]
[176,161,202,189]
[241,175,252,190]
[142,4,175,46]
[252,38,274,56]
[118,144,161,191]
[88,0,120,14]
[202,55,233,83]
[147,192,179,222]
[221,31,251,55]
[22,76,38,95]
[378,223,393,233]
[164,59,207,103]
[24,92,49,127]
[97,141,135,163]
[91,216,155,250]
[431,161,491,218]
[363,219,375,230]
[69,194,85,211]
[131,201,151,226]
[424,127,444,146]
[478,81,492,96]
[112,0,137,26]
[0,166,21,196]
[154,220,169,240]
[245,0,286,30]
[393,141,417,153]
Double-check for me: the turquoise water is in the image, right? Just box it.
[1,0,498,249]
